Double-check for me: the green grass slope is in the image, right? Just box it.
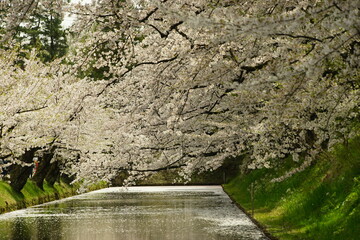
[224,137,360,240]
[0,180,77,213]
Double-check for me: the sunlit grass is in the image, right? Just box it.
[0,177,108,213]
[0,180,78,213]
[0,181,23,206]
[224,137,360,240]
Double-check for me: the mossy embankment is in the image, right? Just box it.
[224,137,360,240]
[0,180,108,214]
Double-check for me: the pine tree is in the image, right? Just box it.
[39,8,68,62]
[12,1,68,63]
[20,2,68,62]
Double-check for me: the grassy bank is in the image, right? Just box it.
[224,137,360,240]
[0,180,79,214]
[0,180,108,214]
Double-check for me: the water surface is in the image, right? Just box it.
[0,186,268,240]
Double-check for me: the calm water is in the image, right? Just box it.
[0,186,268,240]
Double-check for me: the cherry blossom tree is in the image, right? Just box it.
[0,48,101,190]
[1,0,359,189]
[63,0,358,183]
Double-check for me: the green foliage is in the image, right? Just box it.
[224,137,360,240]
[86,180,109,191]
[30,10,67,62]
[134,168,226,186]
[114,156,241,186]
[7,4,68,65]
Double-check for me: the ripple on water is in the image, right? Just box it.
[0,186,269,240]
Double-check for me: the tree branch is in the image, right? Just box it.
[274,33,323,42]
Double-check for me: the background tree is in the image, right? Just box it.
[17,1,68,62]
[0,0,68,63]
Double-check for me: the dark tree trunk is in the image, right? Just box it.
[9,148,38,192]
[45,161,60,186]
[32,150,54,190]
[60,173,75,185]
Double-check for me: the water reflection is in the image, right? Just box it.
[0,186,268,240]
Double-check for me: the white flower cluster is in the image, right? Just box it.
[1,0,359,185]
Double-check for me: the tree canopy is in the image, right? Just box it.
[0,0,359,189]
